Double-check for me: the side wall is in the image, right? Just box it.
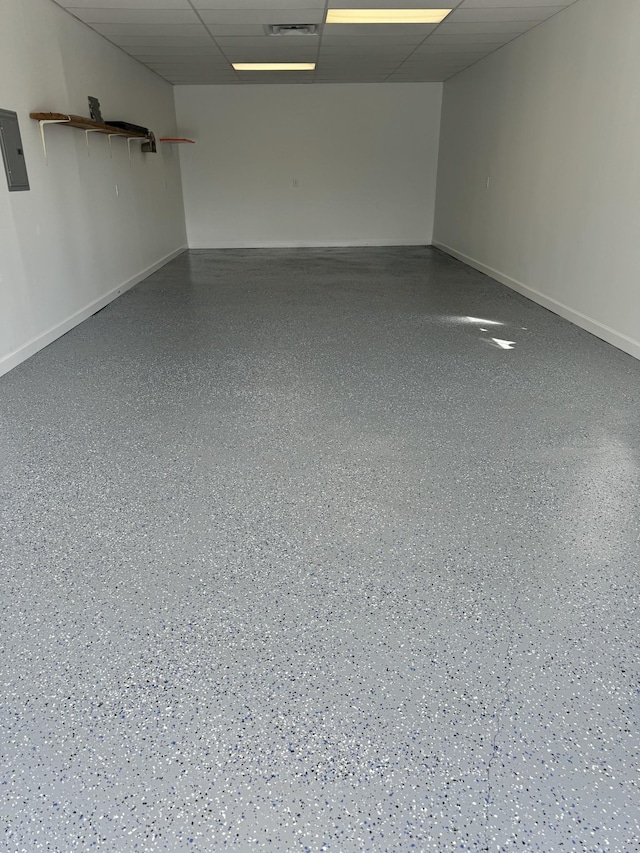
[0,0,188,376]
[433,0,640,360]
[175,83,442,249]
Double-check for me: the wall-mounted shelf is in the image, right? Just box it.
[159,137,195,144]
[30,112,152,161]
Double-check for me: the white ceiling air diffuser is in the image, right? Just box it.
[266,24,319,36]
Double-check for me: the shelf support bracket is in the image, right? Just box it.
[127,136,144,165]
[107,133,123,158]
[84,128,103,156]
[38,116,71,163]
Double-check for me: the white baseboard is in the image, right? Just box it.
[433,242,640,362]
[188,239,431,249]
[0,245,187,378]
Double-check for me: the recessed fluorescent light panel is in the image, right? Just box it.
[232,63,316,71]
[326,9,452,24]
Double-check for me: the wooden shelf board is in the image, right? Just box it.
[159,137,195,143]
[30,113,150,139]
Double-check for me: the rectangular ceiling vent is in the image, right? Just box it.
[266,23,319,36]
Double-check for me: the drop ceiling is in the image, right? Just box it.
[53,0,579,85]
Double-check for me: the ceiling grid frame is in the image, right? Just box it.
[53,0,583,85]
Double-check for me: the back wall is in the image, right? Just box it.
[175,83,442,249]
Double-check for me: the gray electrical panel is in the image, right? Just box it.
[0,109,30,192]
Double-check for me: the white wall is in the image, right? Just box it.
[433,0,640,360]
[175,83,442,248]
[0,0,187,376]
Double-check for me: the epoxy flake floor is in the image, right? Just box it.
[1,248,639,852]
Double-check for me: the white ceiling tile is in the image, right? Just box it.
[388,76,447,82]
[166,72,236,77]
[424,31,513,43]
[448,6,565,23]
[460,0,571,6]
[125,46,226,56]
[213,35,317,45]
[220,44,318,52]
[157,76,238,84]
[436,21,535,34]
[317,56,399,63]
[318,56,401,63]
[166,80,237,85]
[315,78,391,83]
[318,53,415,64]
[110,36,216,45]
[323,23,438,36]
[149,68,234,77]
[316,62,400,69]
[58,0,193,7]
[234,76,315,83]
[233,75,314,80]
[320,70,401,77]
[193,0,322,8]
[412,43,489,54]
[141,51,227,60]
[315,80,390,84]
[225,56,319,64]
[205,25,269,36]
[153,60,232,67]
[146,59,231,68]
[393,69,473,78]
[405,51,491,61]
[326,0,463,8]
[319,43,416,52]
[198,9,325,25]
[392,73,466,80]
[320,34,426,45]
[389,71,446,77]
[222,50,318,61]
[66,9,200,24]
[416,41,503,52]
[397,57,468,66]
[92,23,209,36]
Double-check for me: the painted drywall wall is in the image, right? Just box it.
[0,0,187,376]
[175,83,442,248]
[433,0,640,360]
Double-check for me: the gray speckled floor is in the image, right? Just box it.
[1,247,639,852]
